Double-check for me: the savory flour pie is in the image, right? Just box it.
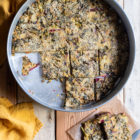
[13,0,129,108]
[82,120,104,140]
[71,50,99,77]
[82,113,131,140]
[65,78,95,107]
[39,50,70,79]
[22,56,38,76]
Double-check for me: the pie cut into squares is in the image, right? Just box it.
[71,50,99,77]
[39,51,70,79]
[65,78,95,108]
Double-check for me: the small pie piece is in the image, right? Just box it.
[12,0,66,53]
[71,50,99,77]
[77,23,101,51]
[65,17,80,40]
[12,31,42,53]
[99,48,120,76]
[39,51,70,79]
[95,75,117,101]
[87,0,106,24]
[22,56,38,76]
[64,0,88,19]
[43,0,65,22]
[82,113,131,140]
[113,113,131,140]
[81,120,104,140]
[67,23,102,51]
[65,78,95,108]
[96,113,131,140]
[41,29,67,51]
[65,0,90,37]
[97,113,115,140]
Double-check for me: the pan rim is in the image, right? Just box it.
[7,0,135,112]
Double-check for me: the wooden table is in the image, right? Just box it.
[0,0,140,139]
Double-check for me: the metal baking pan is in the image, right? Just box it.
[7,0,135,112]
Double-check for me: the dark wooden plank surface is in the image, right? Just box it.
[0,61,17,104]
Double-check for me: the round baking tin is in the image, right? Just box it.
[7,0,135,112]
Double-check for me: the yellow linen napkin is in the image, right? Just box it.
[0,97,43,140]
[0,0,26,66]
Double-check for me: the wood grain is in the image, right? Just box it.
[123,0,140,122]
[56,1,124,140]
[56,110,94,140]
[17,86,55,140]
[56,93,124,140]
[0,61,17,104]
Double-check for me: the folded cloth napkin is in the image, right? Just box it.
[0,97,42,140]
[0,0,26,66]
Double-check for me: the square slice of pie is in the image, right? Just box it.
[65,78,95,108]
[71,50,99,77]
[97,113,115,140]
[113,113,131,140]
[39,50,70,79]
[99,48,120,76]
[95,74,117,101]
[67,23,102,51]
[82,120,104,140]
[12,30,42,53]
[96,113,131,140]
[41,28,68,51]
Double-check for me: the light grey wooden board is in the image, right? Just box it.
[124,0,140,122]
[17,87,55,140]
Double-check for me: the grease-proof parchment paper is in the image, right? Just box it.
[67,96,140,140]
